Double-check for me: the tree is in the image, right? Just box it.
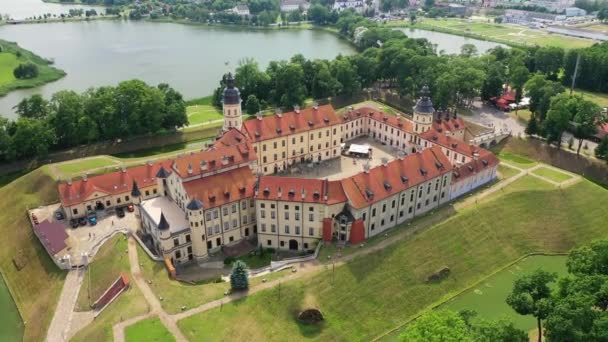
[596,136,608,162]
[158,83,188,129]
[332,58,360,96]
[14,94,49,119]
[544,94,573,148]
[268,62,307,108]
[48,90,84,147]
[245,94,260,114]
[308,4,329,25]
[526,113,539,136]
[312,63,341,99]
[13,62,39,79]
[230,260,249,290]
[11,118,56,160]
[506,269,557,342]
[481,64,505,100]
[460,44,478,58]
[534,47,564,80]
[571,98,602,154]
[566,240,608,276]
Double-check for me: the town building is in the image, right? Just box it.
[333,0,365,12]
[55,78,499,267]
[231,4,250,16]
[280,0,311,12]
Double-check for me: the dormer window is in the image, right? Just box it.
[308,121,314,126]
[435,161,444,169]
[383,181,392,190]
[467,165,474,172]
[365,188,374,199]
[276,127,282,134]
[313,191,320,199]
[323,117,329,123]
[400,175,408,183]
[288,189,295,197]
[263,187,270,196]
[235,136,242,142]
[289,124,295,130]
[420,168,428,176]
[255,131,261,138]
[481,159,488,166]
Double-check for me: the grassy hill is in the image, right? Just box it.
[178,176,608,341]
[0,39,66,97]
[0,167,66,342]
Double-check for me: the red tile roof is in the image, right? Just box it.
[341,146,453,209]
[419,129,480,158]
[256,177,347,205]
[343,107,414,133]
[595,123,608,140]
[242,104,341,142]
[214,128,249,148]
[58,161,170,206]
[432,115,466,133]
[452,149,500,182]
[182,166,256,209]
[171,142,256,178]
[33,219,68,255]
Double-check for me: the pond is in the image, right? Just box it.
[0,20,356,118]
[0,0,105,20]
[396,27,506,55]
[0,273,24,342]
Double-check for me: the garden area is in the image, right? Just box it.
[185,96,223,125]
[177,174,608,342]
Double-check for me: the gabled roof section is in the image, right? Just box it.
[256,177,346,204]
[171,142,256,178]
[419,129,479,158]
[182,166,256,209]
[452,149,500,182]
[432,113,466,133]
[242,104,341,142]
[214,128,249,148]
[343,107,414,133]
[341,146,452,209]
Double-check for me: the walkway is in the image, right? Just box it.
[45,270,85,342]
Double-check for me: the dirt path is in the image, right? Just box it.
[45,270,85,342]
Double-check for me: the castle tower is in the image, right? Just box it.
[412,85,435,134]
[222,73,242,132]
[186,198,208,261]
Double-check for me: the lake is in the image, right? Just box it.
[0,0,105,20]
[0,20,356,118]
[397,27,506,55]
[0,273,23,342]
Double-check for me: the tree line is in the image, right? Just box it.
[401,239,608,342]
[0,80,187,162]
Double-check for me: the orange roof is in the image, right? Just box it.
[256,177,346,204]
[419,129,480,158]
[242,104,341,142]
[171,142,256,178]
[343,107,414,133]
[214,128,249,148]
[452,149,500,182]
[341,146,453,209]
[432,115,466,133]
[182,166,256,209]
[58,161,171,206]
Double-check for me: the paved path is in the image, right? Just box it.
[46,269,85,342]
[112,237,188,342]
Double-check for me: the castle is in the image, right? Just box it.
[57,75,499,265]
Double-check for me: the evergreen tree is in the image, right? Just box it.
[526,114,539,136]
[230,260,249,291]
[245,95,260,115]
[596,136,608,162]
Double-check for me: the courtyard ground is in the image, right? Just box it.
[176,170,608,342]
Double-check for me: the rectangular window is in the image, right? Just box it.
[186,234,191,242]
[214,224,220,234]
[271,211,276,219]
[295,226,300,235]
[223,221,229,230]
[232,218,238,227]
[309,227,314,236]
[206,212,212,221]
[284,212,289,219]
[243,215,248,224]
[295,212,300,221]
[213,210,219,219]
[175,250,181,259]
[309,213,314,222]
[261,223,266,232]
[241,201,246,210]
[223,207,228,216]
[261,210,265,218]
[232,204,236,213]
[285,225,290,234]
[173,238,179,247]
[271,224,276,233]
[207,227,213,236]
[267,240,272,246]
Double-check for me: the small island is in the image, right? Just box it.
[0,39,66,97]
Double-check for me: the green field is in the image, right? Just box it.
[497,164,519,180]
[0,273,23,342]
[76,235,130,311]
[125,316,175,342]
[55,157,118,178]
[405,18,594,50]
[186,96,223,125]
[0,167,65,342]
[0,40,66,97]
[532,166,573,183]
[177,175,608,341]
[442,255,567,331]
[496,151,537,169]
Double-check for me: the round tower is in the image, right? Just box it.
[222,73,243,132]
[186,198,208,261]
[412,85,435,134]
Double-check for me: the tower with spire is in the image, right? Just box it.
[222,73,243,132]
[412,85,435,134]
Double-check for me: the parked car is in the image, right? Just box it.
[127,204,134,213]
[78,217,87,226]
[87,211,97,226]
[54,211,65,220]
[116,207,125,218]
[70,219,79,228]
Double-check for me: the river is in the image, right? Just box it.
[0,0,105,20]
[0,20,356,118]
[397,27,506,55]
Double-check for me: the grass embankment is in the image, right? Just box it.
[137,244,288,314]
[55,156,119,177]
[395,17,594,50]
[531,166,573,183]
[0,167,65,342]
[125,316,175,342]
[496,151,537,169]
[186,96,223,125]
[71,236,149,342]
[0,40,65,97]
[177,175,608,341]
[497,164,519,180]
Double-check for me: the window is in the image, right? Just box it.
[260,203,265,209]
[214,224,220,234]
[261,210,265,218]
[263,144,266,152]
[372,208,376,217]
[381,219,385,226]
[224,221,229,230]
[284,212,289,219]
[206,212,212,221]
[207,227,213,236]
[267,240,272,246]
[106,200,111,206]
[125,196,130,201]
[392,200,396,208]
[213,210,219,219]
[73,208,78,215]
[304,243,309,249]
[285,225,290,234]
[371,223,375,231]
[117,198,122,204]
[250,199,255,207]
[271,211,276,219]
[409,206,413,213]
[232,204,236,213]
[153,188,157,194]
[241,201,246,210]
[229,236,234,242]
[309,213,314,222]
[309,227,314,236]
[232,218,238,227]
[145,190,150,196]
[173,238,179,247]
[295,226,300,235]
[362,212,366,221]
[243,215,248,224]
[295,212,300,221]
[273,142,277,149]
[186,234,191,242]
[382,204,386,213]
[223,207,228,216]
[271,224,276,233]
[390,215,394,222]
[261,223,266,232]
[280,241,285,247]
[175,250,181,259]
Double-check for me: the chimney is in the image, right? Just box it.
[187,163,193,175]
[381,157,389,167]
[277,186,282,198]
[221,155,229,166]
[83,174,88,181]
[200,160,208,171]
[363,162,371,174]
[294,104,300,114]
[313,101,318,110]
[276,108,282,118]
[256,111,263,120]
[146,160,153,166]
[397,151,406,160]
[301,188,306,199]
[67,178,72,185]
[121,166,127,173]
[323,178,329,201]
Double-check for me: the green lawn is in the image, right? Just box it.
[185,95,223,125]
[0,40,66,97]
[532,166,574,183]
[572,89,608,108]
[497,164,519,180]
[0,273,23,342]
[234,251,273,269]
[76,234,130,311]
[0,167,66,342]
[125,316,175,342]
[442,255,567,331]
[177,176,608,341]
[496,152,537,169]
[55,157,118,178]
[406,18,594,49]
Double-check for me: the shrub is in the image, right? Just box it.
[13,62,39,79]
[223,256,236,265]
[230,260,249,291]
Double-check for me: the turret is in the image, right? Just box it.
[222,73,243,132]
[412,85,435,134]
[186,198,208,260]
